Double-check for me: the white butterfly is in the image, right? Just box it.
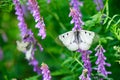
[59,30,95,51]
[16,40,33,60]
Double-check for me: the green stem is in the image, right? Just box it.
[74,57,84,68]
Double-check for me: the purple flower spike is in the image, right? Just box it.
[13,0,44,75]
[78,49,92,77]
[41,63,51,80]
[95,45,111,77]
[27,0,46,39]
[79,69,91,80]
[69,0,84,30]
[94,0,104,11]
[69,8,84,30]
[13,0,29,39]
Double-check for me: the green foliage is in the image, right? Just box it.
[111,24,120,41]
[85,12,102,27]
[0,0,13,12]
[114,46,120,64]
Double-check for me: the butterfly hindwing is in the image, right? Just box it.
[79,30,95,50]
[59,31,78,51]
[66,41,79,51]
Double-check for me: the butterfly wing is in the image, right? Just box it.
[26,44,33,60]
[59,31,78,51]
[16,41,29,52]
[78,30,95,50]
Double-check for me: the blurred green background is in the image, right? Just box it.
[0,0,120,80]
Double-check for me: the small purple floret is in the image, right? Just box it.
[94,0,104,11]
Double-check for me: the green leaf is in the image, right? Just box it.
[106,15,119,30]
[115,19,120,26]
[85,20,95,27]
[106,36,114,40]
[85,12,102,27]
[62,57,73,66]
[100,38,107,44]
[103,0,109,24]
[92,12,102,22]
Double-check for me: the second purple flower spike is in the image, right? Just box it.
[95,45,111,77]
[27,0,46,39]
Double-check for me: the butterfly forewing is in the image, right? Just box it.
[59,31,79,51]
[80,30,95,44]
[78,30,95,50]
[59,31,74,45]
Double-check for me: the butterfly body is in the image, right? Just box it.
[59,30,95,51]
